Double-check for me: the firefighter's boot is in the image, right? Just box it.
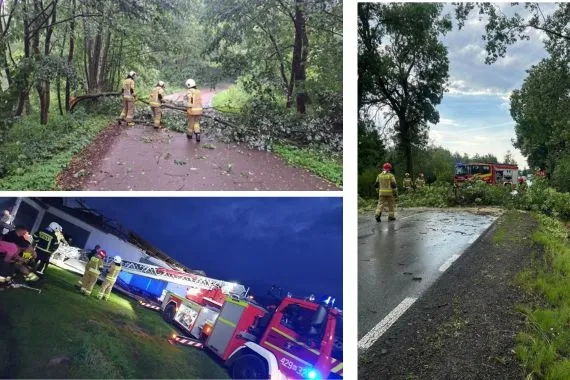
[195,133,200,143]
[186,133,193,140]
[388,216,396,221]
[375,215,381,223]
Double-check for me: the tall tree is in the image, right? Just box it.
[510,57,570,173]
[358,3,451,174]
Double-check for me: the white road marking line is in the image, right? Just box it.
[438,254,461,272]
[358,297,417,351]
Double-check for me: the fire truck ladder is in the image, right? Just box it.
[50,245,248,297]
[111,259,248,297]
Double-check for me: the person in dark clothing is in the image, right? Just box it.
[33,222,62,275]
[0,226,39,281]
[87,245,102,261]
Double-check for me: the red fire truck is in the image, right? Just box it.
[161,287,226,339]
[454,162,519,187]
[202,292,343,380]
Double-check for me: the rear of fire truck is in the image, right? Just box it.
[205,294,343,379]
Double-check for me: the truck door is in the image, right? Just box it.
[262,303,326,379]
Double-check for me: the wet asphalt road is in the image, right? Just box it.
[358,209,497,340]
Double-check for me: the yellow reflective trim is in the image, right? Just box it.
[271,327,320,355]
[218,317,236,328]
[331,362,343,373]
[263,341,311,366]
[88,268,100,274]
[224,297,248,307]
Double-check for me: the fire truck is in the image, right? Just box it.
[454,162,519,187]
[162,286,343,379]
[201,290,343,379]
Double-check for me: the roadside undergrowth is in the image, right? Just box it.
[515,213,570,379]
[273,143,342,187]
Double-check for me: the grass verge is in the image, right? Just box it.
[211,84,249,113]
[515,213,570,379]
[0,111,110,190]
[273,143,342,187]
[0,266,228,379]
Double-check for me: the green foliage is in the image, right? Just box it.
[510,57,570,174]
[358,2,451,173]
[514,213,570,378]
[211,82,251,113]
[454,3,570,63]
[358,167,380,199]
[274,143,342,186]
[0,112,109,190]
[358,120,385,174]
[551,156,570,193]
[0,267,229,379]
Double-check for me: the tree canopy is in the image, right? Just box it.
[358,3,451,174]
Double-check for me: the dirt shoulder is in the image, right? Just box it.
[359,210,538,379]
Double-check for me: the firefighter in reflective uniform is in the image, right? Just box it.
[403,173,412,192]
[119,71,137,127]
[98,256,122,300]
[149,81,166,129]
[32,222,62,274]
[185,79,203,142]
[374,163,397,222]
[80,249,106,296]
[415,172,426,189]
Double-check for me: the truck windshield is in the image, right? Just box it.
[455,166,468,176]
[470,165,490,175]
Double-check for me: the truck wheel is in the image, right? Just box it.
[231,354,268,379]
[163,303,176,323]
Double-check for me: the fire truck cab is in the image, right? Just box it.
[454,162,519,187]
[205,294,343,379]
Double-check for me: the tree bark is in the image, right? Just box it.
[16,0,31,116]
[289,0,308,113]
[294,0,308,114]
[65,0,76,111]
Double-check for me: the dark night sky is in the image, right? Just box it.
[81,197,343,307]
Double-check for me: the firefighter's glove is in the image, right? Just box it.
[374,182,379,189]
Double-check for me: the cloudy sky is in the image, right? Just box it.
[82,197,343,306]
[430,3,554,168]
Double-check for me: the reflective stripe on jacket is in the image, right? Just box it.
[86,255,103,274]
[33,230,59,254]
[186,88,203,116]
[122,78,135,100]
[149,86,165,107]
[106,264,121,281]
[377,172,396,195]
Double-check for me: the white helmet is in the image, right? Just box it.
[185,79,196,88]
[128,71,136,78]
[157,80,165,88]
[48,222,62,232]
[114,256,122,264]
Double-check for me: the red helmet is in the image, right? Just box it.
[382,162,392,171]
[98,249,107,259]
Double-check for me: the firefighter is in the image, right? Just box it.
[33,222,62,275]
[403,173,413,191]
[119,71,137,127]
[80,249,106,296]
[97,255,122,301]
[184,78,203,142]
[415,172,426,189]
[149,81,166,129]
[374,163,397,222]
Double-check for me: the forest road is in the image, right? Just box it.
[60,87,338,191]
